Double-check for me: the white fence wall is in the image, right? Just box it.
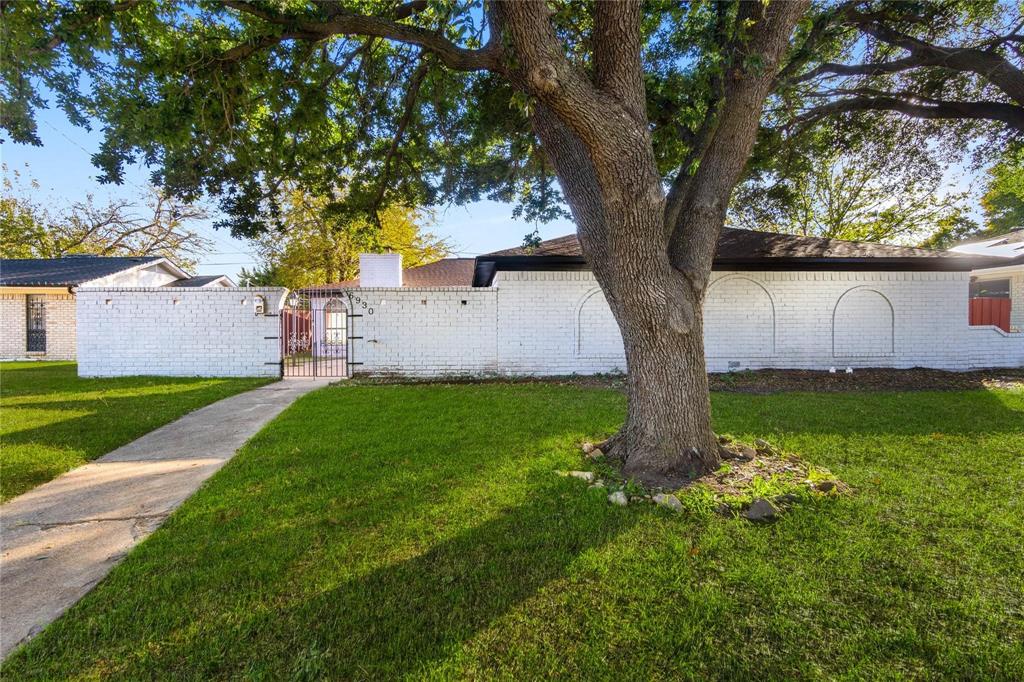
[75,272,1023,379]
[77,287,287,377]
[349,270,1023,376]
[343,287,498,375]
[495,271,626,375]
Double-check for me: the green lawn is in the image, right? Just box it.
[3,382,1023,679]
[0,362,272,501]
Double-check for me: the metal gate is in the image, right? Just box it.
[280,291,360,377]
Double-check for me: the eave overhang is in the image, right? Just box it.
[471,254,1009,287]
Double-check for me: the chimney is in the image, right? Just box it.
[359,253,403,287]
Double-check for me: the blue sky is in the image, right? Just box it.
[3,93,984,280]
[2,104,576,280]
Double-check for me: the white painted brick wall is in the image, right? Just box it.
[705,276,775,358]
[72,270,1024,379]
[343,287,498,376]
[359,254,403,287]
[347,270,1023,376]
[76,287,287,377]
[0,293,76,361]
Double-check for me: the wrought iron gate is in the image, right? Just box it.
[280,291,359,377]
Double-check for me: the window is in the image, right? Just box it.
[26,295,46,352]
[970,278,1010,298]
[254,295,267,315]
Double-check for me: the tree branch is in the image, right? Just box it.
[668,0,811,290]
[370,57,430,214]
[791,55,924,83]
[592,0,646,122]
[218,31,320,63]
[846,9,1024,105]
[222,0,499,72]
[798,94,1024,133]
[664,1,732,233]
[490,1,653,186]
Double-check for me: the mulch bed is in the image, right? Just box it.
[707,367,1024,393]
[354,368,1023,394]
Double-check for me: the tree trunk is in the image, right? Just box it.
[589,209,721,489]
[528,102,722,488]
[490,0,809,489]
[617,302,719,488]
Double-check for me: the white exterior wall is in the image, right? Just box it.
[0,292,77,361]
[76,287,286,377]
[342,287,498,376]
[696,270,1022,371]
[346,270,1023,377]
[87,261,182,287]
[72,270,1023,379]
[495,271,626,375]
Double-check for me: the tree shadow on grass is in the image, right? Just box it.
[0,383,258,447]
[212,481,637,679]
[712,388,1024,438]
[1,383,267,500]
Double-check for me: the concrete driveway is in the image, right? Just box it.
[0,378,332,659]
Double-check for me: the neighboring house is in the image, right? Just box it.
[0,255,233,361]
[299,228,1022,377]
[950,228,1024,332]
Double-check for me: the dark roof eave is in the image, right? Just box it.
[712,256,1002,271]
[471,254,1004,287]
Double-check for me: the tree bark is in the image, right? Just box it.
[617,287,719,487]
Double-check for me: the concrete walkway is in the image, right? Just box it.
[0,378,332,659]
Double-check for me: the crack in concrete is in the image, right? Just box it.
[14,513,170,530]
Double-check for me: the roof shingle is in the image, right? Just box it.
[484,228,979,260]
[0,256,163,287]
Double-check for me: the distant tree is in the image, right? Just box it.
[730,143,976,244]
[980,145,1024,234]
[244,187,450,289]
[237,263,283,287]
[0,165,212,269]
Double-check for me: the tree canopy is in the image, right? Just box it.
[980,144,1024,234]
[3,1,1020,239]
[729,134,976,243]
[3,0,1023,484]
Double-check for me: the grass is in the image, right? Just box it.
[3,382,1023,679]
[0,362,272,501]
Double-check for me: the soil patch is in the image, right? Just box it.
[707,367,1024,394]
[353,368,1023,394]
[576,437,850,521]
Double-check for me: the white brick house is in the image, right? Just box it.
[0,255,232,361]
[308,229,1023,377]
[67,229,1023,379]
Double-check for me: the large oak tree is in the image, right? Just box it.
[3,0,1021,486]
